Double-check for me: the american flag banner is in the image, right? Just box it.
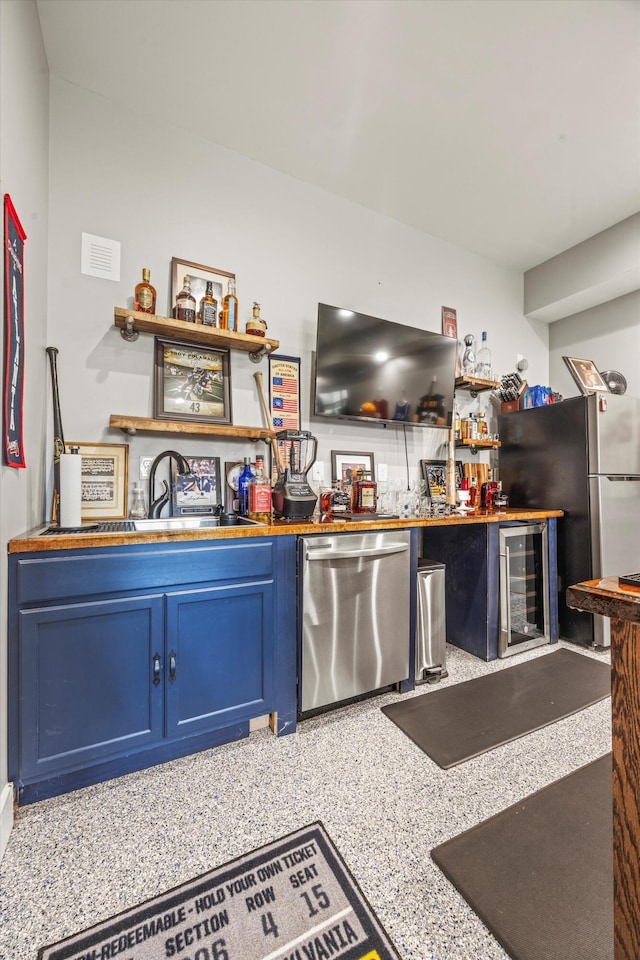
[269,354,301,431]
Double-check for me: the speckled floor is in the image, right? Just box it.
[0,640,611,960]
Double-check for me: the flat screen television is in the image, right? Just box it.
[313,303,456,429]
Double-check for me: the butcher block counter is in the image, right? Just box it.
[9,507,562,553]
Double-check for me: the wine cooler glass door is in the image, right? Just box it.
[499,522,550,658]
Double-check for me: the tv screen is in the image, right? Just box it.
[313,303,456,429]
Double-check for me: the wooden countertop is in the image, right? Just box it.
[567,576,640,625]
[8,508,563,554]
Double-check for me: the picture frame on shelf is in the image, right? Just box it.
[171,258,235,321]
[331,450,375,484]
[65,442,129,520]
[562,356,609,396]
[420,459,462,500]
[154,336,232,424]
[172,455,221,515]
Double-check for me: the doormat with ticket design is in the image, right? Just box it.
[38,822,400,960]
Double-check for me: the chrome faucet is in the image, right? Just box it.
[148,450,192,519]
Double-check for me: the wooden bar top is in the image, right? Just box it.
[8,508,563,554]
[567,575,640,960]
[567,576,640,625]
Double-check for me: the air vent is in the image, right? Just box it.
[81,233,121,281]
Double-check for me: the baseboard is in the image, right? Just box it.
[0,781,14,862]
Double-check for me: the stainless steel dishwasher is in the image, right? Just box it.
[300,529,411,713]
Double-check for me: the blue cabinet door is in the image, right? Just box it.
[165,580,274,738]
[19,595,164,779]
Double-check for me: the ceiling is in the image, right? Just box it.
[36,0,640,272]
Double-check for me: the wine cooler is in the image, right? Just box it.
[499,522,550,658]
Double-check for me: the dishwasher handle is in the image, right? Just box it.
[305,542,410,561]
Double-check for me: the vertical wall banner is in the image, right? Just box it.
[269,354,301,431]
[4,194,27,468]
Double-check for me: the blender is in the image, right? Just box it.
[272,430,318,520]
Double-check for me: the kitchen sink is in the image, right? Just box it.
[43,516,265,535]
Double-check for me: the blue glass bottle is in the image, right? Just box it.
[237,458,254,516]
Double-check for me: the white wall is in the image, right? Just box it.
[549,291,640,399]
[0,0,50,858]
[47,78,549,504]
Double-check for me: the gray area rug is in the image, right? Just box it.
[382,647,610,767]
[431,753,613,960]
[38,822,400,959]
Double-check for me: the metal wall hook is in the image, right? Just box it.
[249,345,269,364]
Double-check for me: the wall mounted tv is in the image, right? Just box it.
[313,303,456,429]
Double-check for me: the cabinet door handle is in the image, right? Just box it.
[169,649,177,683]
[152,652,161,687]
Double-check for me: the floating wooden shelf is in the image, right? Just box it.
[455,376,500,395]
[456,438,501,449]
[110,415,274,442]
[114,308,279,359]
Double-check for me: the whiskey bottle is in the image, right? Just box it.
[135,268,156,314]
[248,454,272,523]
[175,275,196,323]
[351,470,377,514]
[221,278,238,332]
[199,281,218,327]
[245,302,267,337]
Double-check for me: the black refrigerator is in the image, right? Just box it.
[499,392,640,648]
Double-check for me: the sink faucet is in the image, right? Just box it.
[148,450,192,519]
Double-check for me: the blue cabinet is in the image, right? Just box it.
[165,581,273,738]
[9,536,297,803]
[19,595,164,780]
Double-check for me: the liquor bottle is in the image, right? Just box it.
[199,281,218,327]
[246,302,267,337]
[329,482,351,518]
[453,401,461,441]
[135,268,156,314]
[221,278,238,332]
[351,470,377,514]
[175,275,196,323]
[237,458,254,517]
[476,331,492,380]
[248,454,272,523]
[469,477,479,509]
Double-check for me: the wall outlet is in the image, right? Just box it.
[311,461,325,482]
[377,463,388,481]
[140,456,154,479]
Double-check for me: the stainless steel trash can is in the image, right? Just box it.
[416,559,447,683]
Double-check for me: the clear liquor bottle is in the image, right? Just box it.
[199,281,218,327]
[135,268,156,314]
[221,278,238,332]
[248,454,272,523]
[175,275,196,323]
[475,331,492,380]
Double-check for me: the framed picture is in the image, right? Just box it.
[154,337,232,424]
[331,450,375,484]
[420,459,449,500]
[65,442,129,519]
[172,456,221,515]
[171,258,234,319]
[563,356,609,395]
